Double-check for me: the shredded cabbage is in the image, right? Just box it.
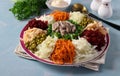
[72,38,98,63]
[35,36,58,59]
[69,12,85,24]
[36,15,55,24]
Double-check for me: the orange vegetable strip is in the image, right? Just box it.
[50,10,69,21]
[50,39,75,65]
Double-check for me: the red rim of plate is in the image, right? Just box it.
[20,24,110,66]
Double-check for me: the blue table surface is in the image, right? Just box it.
[0,0,120,76]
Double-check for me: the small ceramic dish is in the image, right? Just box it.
[46,0,71,10]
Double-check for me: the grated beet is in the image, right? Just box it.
[26,19,48,30]
[81,30,106,51]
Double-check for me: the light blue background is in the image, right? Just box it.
[0,0,120,76]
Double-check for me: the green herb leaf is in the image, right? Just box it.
[10,0,47,20]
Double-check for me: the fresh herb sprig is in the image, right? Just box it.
[9,0,47,20]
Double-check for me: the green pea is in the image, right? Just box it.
[31,43,36,48]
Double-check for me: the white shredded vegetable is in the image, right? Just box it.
[36,15,55,24]
[69,12,85,24]
[72,38,98,63]
[35,36,58,59]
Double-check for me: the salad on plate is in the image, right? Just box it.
[20,10,109,65]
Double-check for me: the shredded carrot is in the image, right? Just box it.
[50,39,75,65]
[50,10,69,21]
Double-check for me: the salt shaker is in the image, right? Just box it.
[98,0,113,18]
[90,0,102,11]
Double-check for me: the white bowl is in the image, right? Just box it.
[46,0,71,10]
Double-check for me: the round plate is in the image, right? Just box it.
[20,23,110,66]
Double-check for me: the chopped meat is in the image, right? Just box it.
[52,21,76,36]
